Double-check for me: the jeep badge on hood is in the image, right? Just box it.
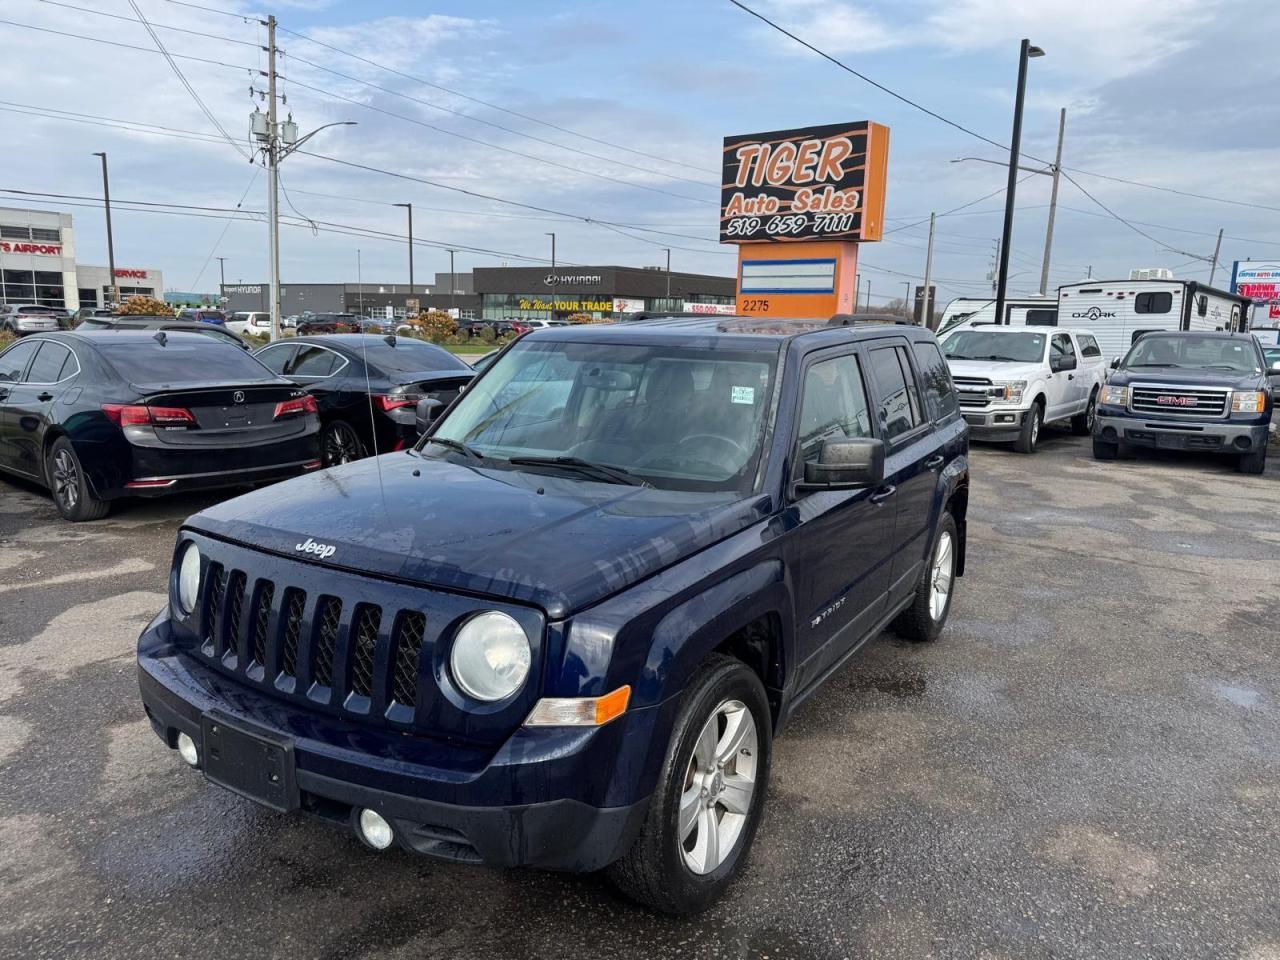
[295,537,336,560]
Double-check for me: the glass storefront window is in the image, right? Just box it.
[2,269,65,307]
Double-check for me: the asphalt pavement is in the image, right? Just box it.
[1,430,1278,960]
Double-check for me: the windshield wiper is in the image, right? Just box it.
[422,436,484,460]
[956,354,1024,362]
[507,455,645,486]
[1130,362,1181,367]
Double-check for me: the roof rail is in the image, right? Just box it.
[827,313,916,327]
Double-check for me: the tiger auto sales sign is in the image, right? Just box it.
[720,121,889,244]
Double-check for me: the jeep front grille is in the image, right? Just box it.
[312,596,341,688]
[251,582,273,667]
[349,605,381,698]
[281,587,305,678]
[1130,385,1229,418]
[392,611,426,708]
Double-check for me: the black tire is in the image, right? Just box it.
[320,420,366,466]
[607,654,772,915]
[1071,389,1098,436]
[892,511,958,643]
[1014,401,1043,454]
[46,437,109,522]
[1092,436,1118,460]
[1239,446,1267,475]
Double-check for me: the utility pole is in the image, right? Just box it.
[665,248,672,299]
[357,248,363,316]
[546,232,556,320]
[853,273,860,311]
[265,15,282,339]
[92,152,116,306]
[1208,228,1224,287]
[216,257,227,291]
[1040,108,1066,296]
[865,279,872,309]
[922,211,936,328]
[394,203,414,290]
[1087,264,1093,279]
[447,249,456,314]
[994,38,1045,332]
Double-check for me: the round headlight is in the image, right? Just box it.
[177,542,201,615]
[450,611,531,702]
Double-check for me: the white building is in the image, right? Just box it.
[0,206,162,310]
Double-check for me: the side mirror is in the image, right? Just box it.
[1051,354,1077,372]
[415,397,444,436]
[799,437,885,491]
[1110,357,1121,370]
[1271,360,1280,372]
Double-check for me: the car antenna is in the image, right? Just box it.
[153,331,167,346]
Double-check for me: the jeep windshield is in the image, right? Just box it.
[1123,334,1261,374]
[425,339,778,493]
[941,330,1046,363]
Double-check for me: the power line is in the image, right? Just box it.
[35,0,260,47]
[0,17,256,71]
[0,102,230,146]
[1059,171,1208,261]
[282,76,716,207]
[1062,166,1280,215]
[165,0,263,22]
[274,21,717,178]
[188,168,260,291]
[126,0,251,160]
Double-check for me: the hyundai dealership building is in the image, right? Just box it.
[0,206,163,310]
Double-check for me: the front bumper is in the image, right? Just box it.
[137,614,651,871]
[1095,409,1270,453]
[960,406,1029,442]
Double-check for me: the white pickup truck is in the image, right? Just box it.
[939,325,1108,453]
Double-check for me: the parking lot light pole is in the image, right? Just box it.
[994,39,1044,330]
[447,249,456,314]
[394,203,414,290]
[92,152,116,306]
[546,232,556,320]
[665,248,671,299]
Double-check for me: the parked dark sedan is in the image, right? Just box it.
[295,312,361,335]
[253,334,473,465]
[75,316,250,350]
[0,331,322,521]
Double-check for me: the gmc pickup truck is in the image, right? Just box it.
[940,325,1107,453]
[136,316,970,914]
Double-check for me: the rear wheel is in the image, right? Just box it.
[320,420,366,466]
[46,437,109,522]
[608,655,771,915]
[1014,401,1043,454]
[1239,446,1267,475]
[893,511,957,642]
[1072,389,1098,436]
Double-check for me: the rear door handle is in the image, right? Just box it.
[38,392,54,401]
[869,485,896,504]
[924,454,944,469]
[0,389,9,401]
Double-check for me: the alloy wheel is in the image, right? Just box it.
[1086,396,1097,432]
[52,450,79,510]
[930,530,954,621]
[323,424,361,466]
[1030,411,1041,447]
[679,699,758,875]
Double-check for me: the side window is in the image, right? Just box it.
[1051,334,1076,359]
[797,353,873,460]
[911,341,959,420]
[1135,291,1172,314]
[866,345,922,441]
[1196,295,1208,317]
[1025,308,1058,326]
[25,342,74,383]
[255,345,295,374]
[289,345,341,377]
[0,340,40,382]
[1077,335,1102,359]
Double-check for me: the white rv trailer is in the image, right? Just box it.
[936,296,1057,335]
[1056,280,1250,361]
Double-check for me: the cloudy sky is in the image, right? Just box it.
[4,0,1279,305]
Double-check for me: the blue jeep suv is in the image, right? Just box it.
[137,316,969,913]
[1094,331,1275,474]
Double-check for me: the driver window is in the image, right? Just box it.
[798,354,872,462]
[1051,334,1075,359]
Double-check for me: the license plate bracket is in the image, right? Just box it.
[201,712,298,812]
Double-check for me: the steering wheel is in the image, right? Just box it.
[637,433,749,472]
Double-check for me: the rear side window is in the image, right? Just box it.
[911,341,959,420]
[94,337,274,384]
[0,340,40,382]
[1077,335,1102,358]
[26,341,74,383]
[289,345,343,377]
[866,344,922,441]
[1135,292,1172,314]
[797,354,873,460]
[255,344,295,374]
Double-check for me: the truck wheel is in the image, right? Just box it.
[46,438,110,522]
[1239,446,1267,475]
[1071,389,1098,436]
[892,511,958,643]
[607,654,771,915]
[1014,401,1043,454]
[1092,436,1118,460]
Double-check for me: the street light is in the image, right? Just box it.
[545,232,556,321]
[993,39,1043,327]
[91,152,116,306]
[393,202,414,290]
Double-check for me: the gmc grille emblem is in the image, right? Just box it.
[1155,395,1197,406]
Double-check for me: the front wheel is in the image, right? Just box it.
[320,420,367,466]
[1014,402,1043,454]
[607,655,771,915]
[1239,446,1267,475]
[892,511,958,642]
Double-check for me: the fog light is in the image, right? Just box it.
[176,731,199,767]
[357,808,394,850]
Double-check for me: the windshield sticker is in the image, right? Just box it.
[731,386,755,404]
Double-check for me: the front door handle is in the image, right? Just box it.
[38,392,54,401]
[869,485,896,504]
[924,454,944,469]
[1067,373,1075,380]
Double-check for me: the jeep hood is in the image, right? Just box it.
[185,453,764,619]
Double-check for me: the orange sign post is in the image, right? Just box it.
[721,121,889,319]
